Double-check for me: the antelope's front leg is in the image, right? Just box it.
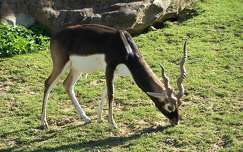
[105,64,117,129]
[97,88,107,122]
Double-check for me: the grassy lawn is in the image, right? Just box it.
[0,0,242,151]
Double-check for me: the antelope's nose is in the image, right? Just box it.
[169,118,180,125]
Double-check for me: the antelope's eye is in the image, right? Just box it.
[164,103,175,113]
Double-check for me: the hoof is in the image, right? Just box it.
[40,123,48,130]
[97,118,103,123]
[109,122,118,129]
[84,117,91,124]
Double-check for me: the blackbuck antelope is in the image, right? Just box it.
[41,24,188,129]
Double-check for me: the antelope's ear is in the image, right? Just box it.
[147,92,167,100]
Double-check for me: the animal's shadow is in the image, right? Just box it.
[0,124,172,152]
[33,125,172,152]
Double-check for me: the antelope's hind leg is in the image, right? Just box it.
[63,68,91,123]
[41,62,68,129]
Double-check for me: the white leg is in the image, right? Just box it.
[108,102,117,129]
[64,69,91,123]
[97,88,107,122]
[41,62,69,129]
[41,86,52,129]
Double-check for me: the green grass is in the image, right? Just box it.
[0,0,243,151]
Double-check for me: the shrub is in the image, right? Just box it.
[0,24,49,57]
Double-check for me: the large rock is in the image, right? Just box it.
[0,0,194,34]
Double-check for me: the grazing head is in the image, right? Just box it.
[147,39,188,125]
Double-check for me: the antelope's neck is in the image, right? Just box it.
[125,55,164,94]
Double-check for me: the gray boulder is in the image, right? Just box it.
[0,0,194,33]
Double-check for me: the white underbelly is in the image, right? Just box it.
[69,54,131,76]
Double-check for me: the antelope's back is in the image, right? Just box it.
[51,24,125,56]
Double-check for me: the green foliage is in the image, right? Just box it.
[0,24,49,57]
